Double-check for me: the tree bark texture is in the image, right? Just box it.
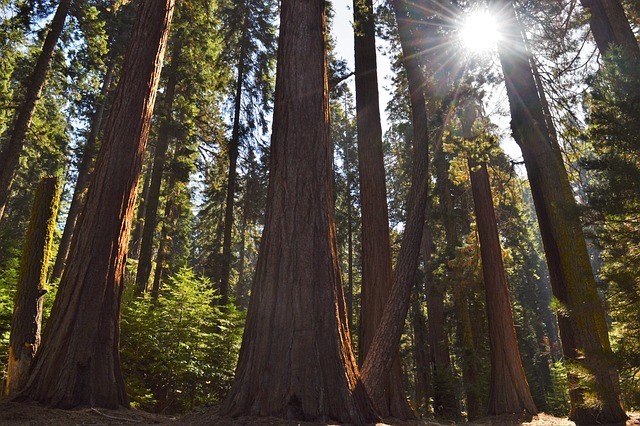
[491,1,627,423]
[579,0,640,59]
[5,177,60,395]
[353,0,413,419]
[463,108,537,415]
[14,0,175,408]
[219,30,248,306]
[359,0,430,409]
[0,0,71,222]
[135,42,181,294]
[51,59,115,282]
[220,1,377,423]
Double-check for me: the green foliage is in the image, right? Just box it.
[581,49,640,410]
[546,360,571,416]
[120,268,244,413]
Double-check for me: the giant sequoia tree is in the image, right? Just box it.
[15,0,175,408]
[220,1,376,422]
[461,105,537,415]
[490,0,627,423]
[352,0,412,419]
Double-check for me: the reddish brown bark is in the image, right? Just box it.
[579,0,640,59]
[6,177,60,395]
[135,40,181,295]
[219,27,248,306]
[220,1,376,423]
[14,0,175,408]
[359,0,431,409]
[463,106,537,415]
[51,59,115,282]
[491,1,627,423]
[353,0,413,419]
[0,0,71,222]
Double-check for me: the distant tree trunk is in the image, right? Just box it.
[353,0,412,419]
[135,42,181,295]
[14,0,175,408]
[150,196,174,300]
[346,184,354,332]
[491,1,627,423]
[50,59,115,282]
[579,0,640,59]
[220,1,377,423]
[462,105,537,415]
[234,209,248,308]
[129,167,152,260]
[430,147,463,418]
[414,222,434,414]
[5,177,60,395]
[0,0,71,222]
[219,30,248,306]
[454,283,481,420]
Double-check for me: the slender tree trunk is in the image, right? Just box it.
[358,0,431,409]
[463,105,537,415]
[14,0,175,408]
[135,42,181,295]
[353,0,412,419]
[454,283,481,420]
[219,34,247,306]
[5,177,60,395]
[220,1,377,422]
[51,59,115,282]
[0,0,71,222]
[150,197,174,300]
[129,167,152,260]
[429,146,463,419]
[491,1,627,423]
[346,184,354,332]
[234,208,248,308]
[579,0,640,59]
[414,223,434,414]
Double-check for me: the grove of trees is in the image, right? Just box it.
[0,0,638,424]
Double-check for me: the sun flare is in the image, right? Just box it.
[459,9,500,54]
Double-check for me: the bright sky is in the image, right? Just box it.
[330,1,394,131]
[329,1,525,168]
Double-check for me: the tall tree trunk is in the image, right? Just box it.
[579,0,640,59]
[150,196,174,300]
[219,30,248,306]
[414,222,435,414]
[14,0,175,408]
[353,0,412,419]
[462,105,537,415]
[0,0,71,222]
[430,145,463,418]
[454,283,481,420]
[5,177,60,395]
[135,42,181,295]
[234,208,248,308]
[491,1,627,423]
[51,59,116,282]
[220,1,377,423]
[358,0,431,409]
[129,166,152,260]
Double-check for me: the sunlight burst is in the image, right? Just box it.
[459,9,500,54]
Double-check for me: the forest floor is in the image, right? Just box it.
[0,399,638,426]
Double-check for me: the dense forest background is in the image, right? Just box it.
[0,0,638,424]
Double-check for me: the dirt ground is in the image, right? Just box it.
[0,399,638,426]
